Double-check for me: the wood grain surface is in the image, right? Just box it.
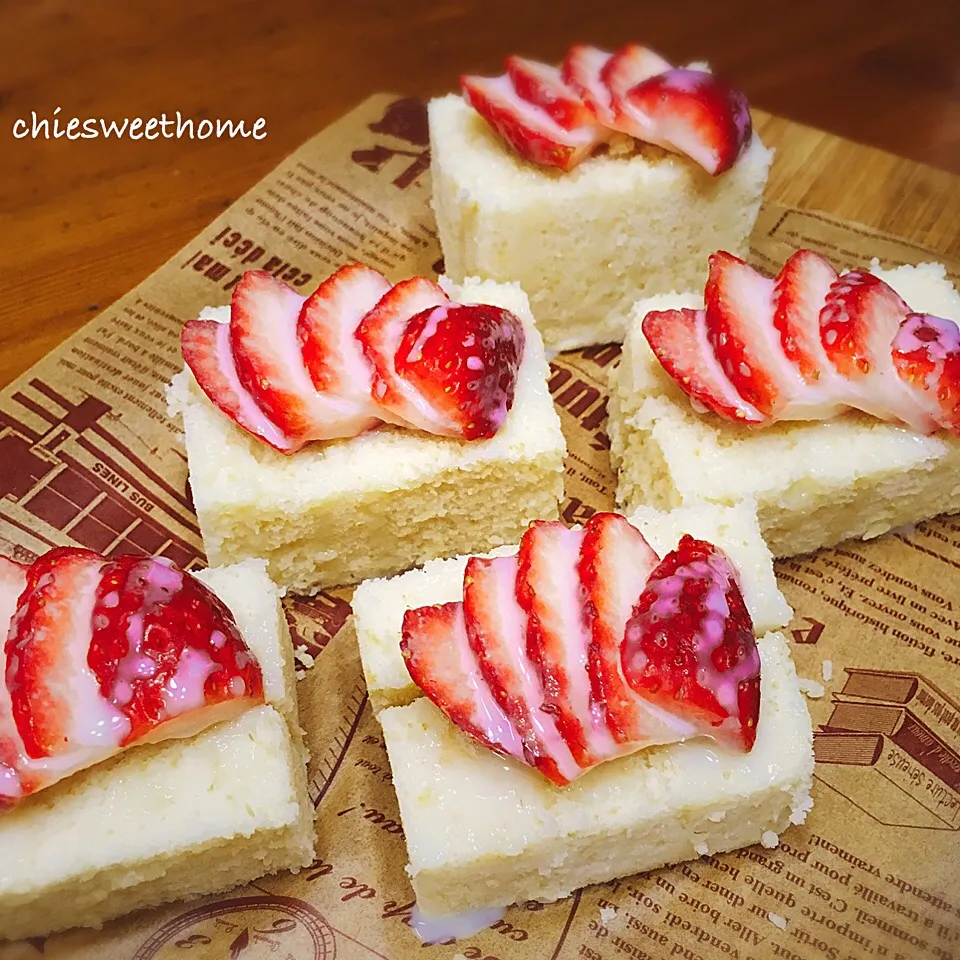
[1,0,958,389]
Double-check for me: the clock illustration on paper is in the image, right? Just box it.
[133,895,337,960]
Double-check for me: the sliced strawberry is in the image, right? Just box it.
[505,55,597,131]
[296,262,391,433]
[704,251,806,417]
[461,73,602,171]
[401,601,524,761]
[601,44,673,145]
[625,68,752,175]
[642,307,765,424]
[181,319,299,454]
[88,555,264,746]
[515,521,615,767]
[580,513,693,745]
[394,303,526,440]
[231,270,368,443]
[892,313,960,434]
[0,556,27,806]
[820,271,938,431]
[621,536,761,751]
[772,250,841,385]
[5,547,111,759]
[463,554,582,785]
[355,277,453,433]
[561,45,616,126]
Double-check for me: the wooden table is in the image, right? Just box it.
[2,0,958,389]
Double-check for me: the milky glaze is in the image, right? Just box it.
[161,647,219,717]
[451,604,524,759]
[410,903,506,945]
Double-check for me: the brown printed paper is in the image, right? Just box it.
[1,94,960,960]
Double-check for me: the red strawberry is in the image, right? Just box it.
[505,55,597,131]
[772,250,841,385]
[463,554,582,785]
[704,251,802,417]
[296,262,391,434]
[87,555,264,746]
[0,556,27,807]
[394,303,526,440]
[181,319,299,454]
[5,547,108,759]
[621,536,761,751]
[892,313,960,434]
[515,521,614,767]
[641,307,765,424]
[231,271,365,443]
[355,276,453,433]
[819,271,938,431]
[601,44,673,144]
[401,601,523,761]
[579,513,680,745]
[2,548,264,802]
[625,68,752,175]
[561,45,616,125]
[461,73,602,171]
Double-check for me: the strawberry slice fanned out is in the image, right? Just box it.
[401,602,523,761]
[0,548,264,806]
[819,271,939,432]
[642,307,765,424]
[231,271,369,443]
[625,68,752,175]
[621,536,761,750]
[296,262,391,434]
[355,277,454,434]
[461,73,603,171]
[506,55,598,131]
[394,303,526,440]
[181,319,299,453]
[601,44,673,145]
[561,45,616,126]
[516,521,615,767]
[892,313,960,433]
[580,514,696,746]
[463,554,582,785]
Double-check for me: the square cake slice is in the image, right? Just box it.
[380,631,812,916]
[429,93,773,351]
[0,559,314,942]
[608,263,960,557]
[169,278,565,594]
[353,500,792,713]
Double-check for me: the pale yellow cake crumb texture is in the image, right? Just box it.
[167,278,565,594]
[0,560,315,941]
[608,264,960,557]
[353,500,791,715]
[380,631,813,917]
[428,93,773,351]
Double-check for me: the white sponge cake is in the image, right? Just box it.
[429,93,773,351]
[0,559,314,941]
[608,262,960,557]
[353,500,792,713]
[169,278,565,594]
[381,631,812,916]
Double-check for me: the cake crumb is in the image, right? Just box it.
[694,841,709,856]
[600,906,617,923]
[708,810,726,823]
[821,660,833,683]
[798,677,825,699]
[295,669,306,681]
[294,644,316,670]
[768,912,788,930]
[761,830,780,849]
